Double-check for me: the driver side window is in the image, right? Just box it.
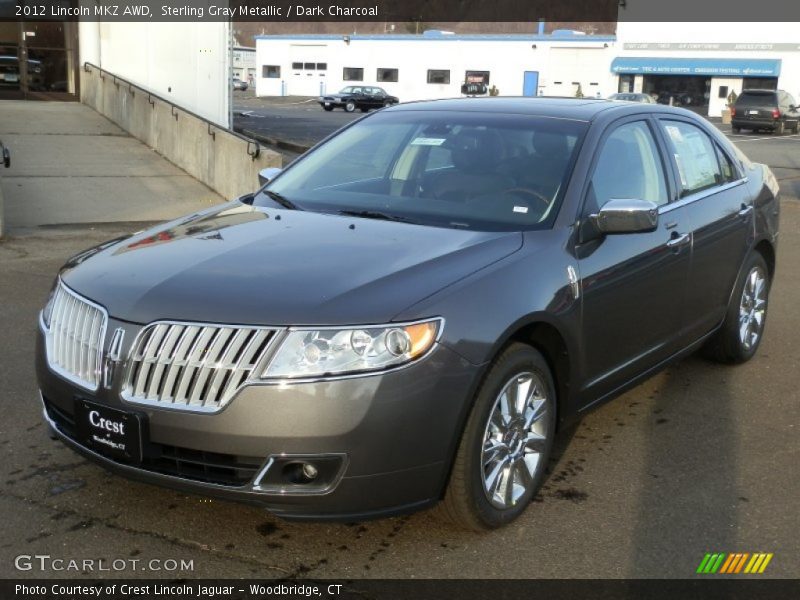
[588,121,668,212]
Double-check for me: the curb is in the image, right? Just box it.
[234,126,312,154]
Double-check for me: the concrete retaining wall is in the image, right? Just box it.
[80,65,281,201]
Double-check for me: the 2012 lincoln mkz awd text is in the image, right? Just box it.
[36,98,779,530]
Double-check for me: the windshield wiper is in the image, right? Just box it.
[264,190,302,211]
[337,209,417,224]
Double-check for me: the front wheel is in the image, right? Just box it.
[344,101,356,113]
[439,343,556,531]
[702,252,770,364]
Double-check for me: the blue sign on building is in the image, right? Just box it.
[611,57,782,77]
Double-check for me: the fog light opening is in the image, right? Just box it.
[283,461,320,484]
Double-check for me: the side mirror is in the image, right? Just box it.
[590,199,659,234]
[258,167,282,187]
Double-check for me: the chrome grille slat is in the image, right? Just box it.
[124,322,277,412]
[43,281,108,390]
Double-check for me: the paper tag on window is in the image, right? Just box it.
[411,137,446,146]
[513,206,529,214]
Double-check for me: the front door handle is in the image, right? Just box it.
[738,204,754,219]
[666,232,691,250]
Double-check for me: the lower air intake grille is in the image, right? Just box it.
[123,322,277,412]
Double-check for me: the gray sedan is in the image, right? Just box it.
[36,98,778,530]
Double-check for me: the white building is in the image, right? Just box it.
[255,31,617,102]
[232,46,256,83]
[255,24,800,117]
[614,22,800,116]
[79,20,231,126]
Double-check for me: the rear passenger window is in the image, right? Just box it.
[589,121,668,210]
[660,120,722,196]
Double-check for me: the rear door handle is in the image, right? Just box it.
[666,232,691,249]
[738,204,754,218]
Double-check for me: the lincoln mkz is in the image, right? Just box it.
[36,98,779,530]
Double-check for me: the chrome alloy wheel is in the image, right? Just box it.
[738,266,767,351]
[481,371,551,510]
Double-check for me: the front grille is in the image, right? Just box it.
[123,322,277,412]
[44,281,108,390]
[43,398,262,487]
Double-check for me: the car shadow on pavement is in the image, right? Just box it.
[629,356,738,577]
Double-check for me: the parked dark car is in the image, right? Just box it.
[36,98,779,530]
[319,85,399,112]
[731,89,800,134]
[232,77,248,91]
[608,92,656,104]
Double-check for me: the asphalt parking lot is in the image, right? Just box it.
[1,119,798,579]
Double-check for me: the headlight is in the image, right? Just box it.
[260,319,442,379]
[40,281,58,329]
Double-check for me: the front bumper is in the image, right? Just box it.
[36,322,479,520]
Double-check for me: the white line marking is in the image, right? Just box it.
[730,134,800,143]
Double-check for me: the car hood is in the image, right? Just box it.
[323,94,348,100]
[61,202,522,326]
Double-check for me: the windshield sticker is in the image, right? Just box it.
[411,137,447,146]
[664,124,684,143]
[513,206,529,214]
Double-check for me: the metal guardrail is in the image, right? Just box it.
[82,62,261,160]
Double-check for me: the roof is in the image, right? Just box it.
[385,96,625,121]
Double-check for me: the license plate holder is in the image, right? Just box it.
[74,399,143,463]
[748,110,759,115]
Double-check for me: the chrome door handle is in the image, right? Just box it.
[666,232,691,249]
[738,204,754,218]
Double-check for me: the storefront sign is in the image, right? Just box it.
[611,57,781,77]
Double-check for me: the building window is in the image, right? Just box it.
[377,68,399,83]
[262,65,280,79]
[465,70,490,85]
[427,70,450,84]
[316,63,327,71]
[303,62,316,70]
[291,62,303,70]
[343,67,364,81]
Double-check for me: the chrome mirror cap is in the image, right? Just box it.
[591,199,659,234]
[258,167,283,187]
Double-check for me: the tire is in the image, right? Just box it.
[438,343,556,531]
[702,252,770,364]
[775,120,785,135]
[344,101,356,113]
[732,125,741,133]
[322,106,333,112]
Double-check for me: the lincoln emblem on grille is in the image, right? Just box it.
[103,328,125,389]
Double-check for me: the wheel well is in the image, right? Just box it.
[511,322,570,429]
[754,240,776,279]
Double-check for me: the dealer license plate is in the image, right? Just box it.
[74,399,143,463]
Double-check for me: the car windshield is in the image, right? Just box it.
[737,91,777,106]
[340,86,360,94]
[254,110,587,232]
